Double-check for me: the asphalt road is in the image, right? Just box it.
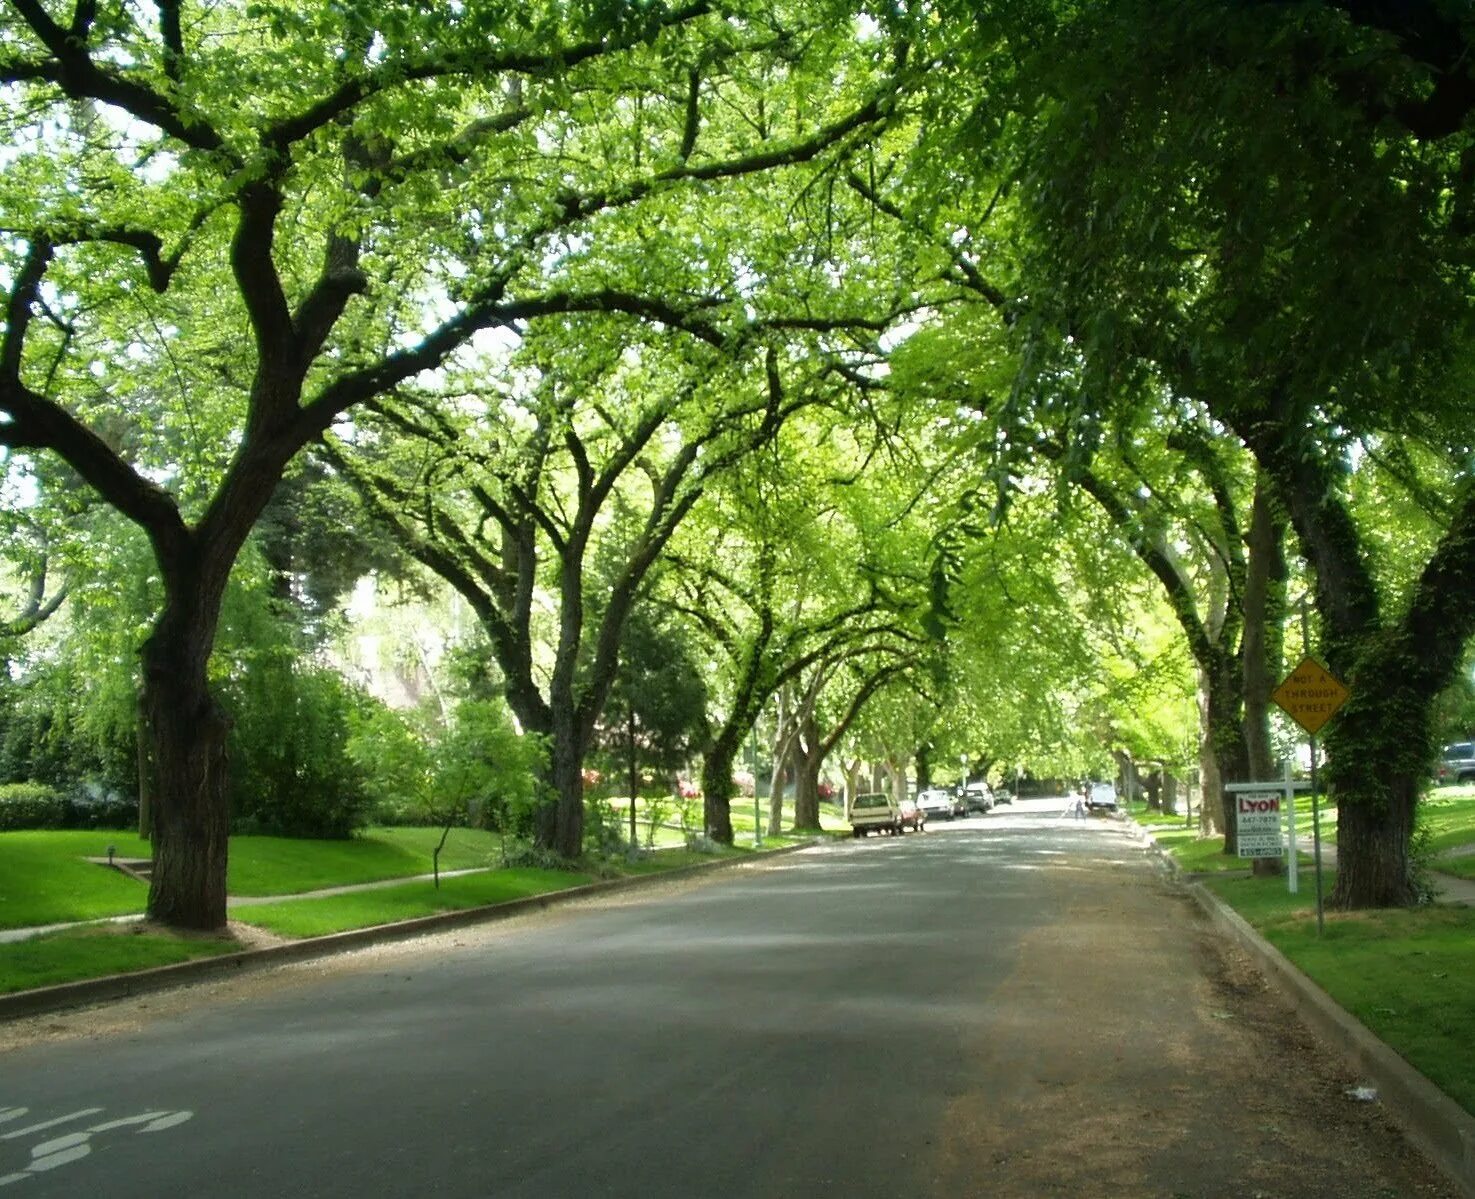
[0,800,1456,1197]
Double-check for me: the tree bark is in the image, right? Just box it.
[1197,668,1225,838]
[792,715,823,831]
[701,727,740,845]
[1242,475,1287,781]
[140,602,232,931]
[767,747,787,837]
[135,686,156,841]
[1222,390,1475,906]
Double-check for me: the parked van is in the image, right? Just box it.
[849,792,900,836]
[1086,781,1119,812]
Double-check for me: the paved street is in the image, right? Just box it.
[0,801,1456,1197]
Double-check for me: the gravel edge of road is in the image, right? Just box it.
[0,842,816,1024]
[1137,825,1475,1199]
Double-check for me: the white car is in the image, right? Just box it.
[916,788,954,820]
[1086,781,1118,812]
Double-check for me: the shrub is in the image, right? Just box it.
[0,782,65,831]
[225,664,374,839]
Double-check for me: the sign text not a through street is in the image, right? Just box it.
[1271,656,1349,736]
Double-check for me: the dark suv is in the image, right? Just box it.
[1437,742,1475,785]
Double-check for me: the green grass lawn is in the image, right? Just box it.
[1201,873,1475,1116]
[0,830,152,928]
[0,827,787,995]
[1420,790,1475,865]
[0,923,239,996]
[227,826,502,895]
[0,826,507,930]
[234,865,594,938]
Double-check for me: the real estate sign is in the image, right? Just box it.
[1234,791,1284,859]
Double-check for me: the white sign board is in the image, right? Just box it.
[1234,791,1284,859]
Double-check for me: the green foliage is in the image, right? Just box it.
[345,697,545,832]
[591,596,709,785]
[223,659,375,840]
[0,782,64,831]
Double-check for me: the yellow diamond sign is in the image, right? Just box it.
[1272,656,1350,736]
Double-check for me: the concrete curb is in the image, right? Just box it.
[0,841,817,1023]
[1135,824,1475,1199]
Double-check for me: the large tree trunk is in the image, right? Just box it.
[141,610,232,931]
[545,726,585,859]
[701,727,739,846]
[1324,625,1442,907]
[1196,668,1225,838]
[1228,393,1475,906]
[1242,475,1287,781]
[1242,477,1288,877]
[792,718,823,831]
[135,686,156,841]
[1332,772,1419,907]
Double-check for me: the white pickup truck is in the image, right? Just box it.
[848,792,900,836]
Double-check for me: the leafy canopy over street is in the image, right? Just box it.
[3,0,1475,928]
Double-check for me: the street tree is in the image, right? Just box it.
[0,0,905,924]
[1008,0,1475,905]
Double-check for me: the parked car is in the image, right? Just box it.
[916,787,955,821]
[960,782,994,814]
[1437,742,1475,785]
[1085,780,1119,813]
[849,792,900,836]
[897,797,925,832]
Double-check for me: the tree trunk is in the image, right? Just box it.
[141,620,232,932]
[135,686,155,841]
[537,707,585,859]
[1196,668,1224,838]
[792,719,823,832]
[1332,773,1419,907]
[767,747,788,837]
[1242,475,1287,782]
[701,728,739,846]
[1162,772,1178,816]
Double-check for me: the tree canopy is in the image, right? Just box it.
[3,0,1474,921]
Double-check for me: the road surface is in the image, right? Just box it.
[0,800,1455,1197]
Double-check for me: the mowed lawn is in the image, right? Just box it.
[1203,873,1475,1116]
[0,827,762,995]
[0,826,506,929]
[1137,791,1475,1120]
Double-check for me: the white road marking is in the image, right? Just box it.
[0,1111,102,1141]
[85,1113,168,1134]
[0,1107,193,1187]
[138,1112,192,1133]
[0,1113,27,1128]
[24,1137,90,1173]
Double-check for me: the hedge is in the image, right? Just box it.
[0,782,138,832]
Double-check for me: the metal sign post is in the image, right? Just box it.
[1271,652,1349,937]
